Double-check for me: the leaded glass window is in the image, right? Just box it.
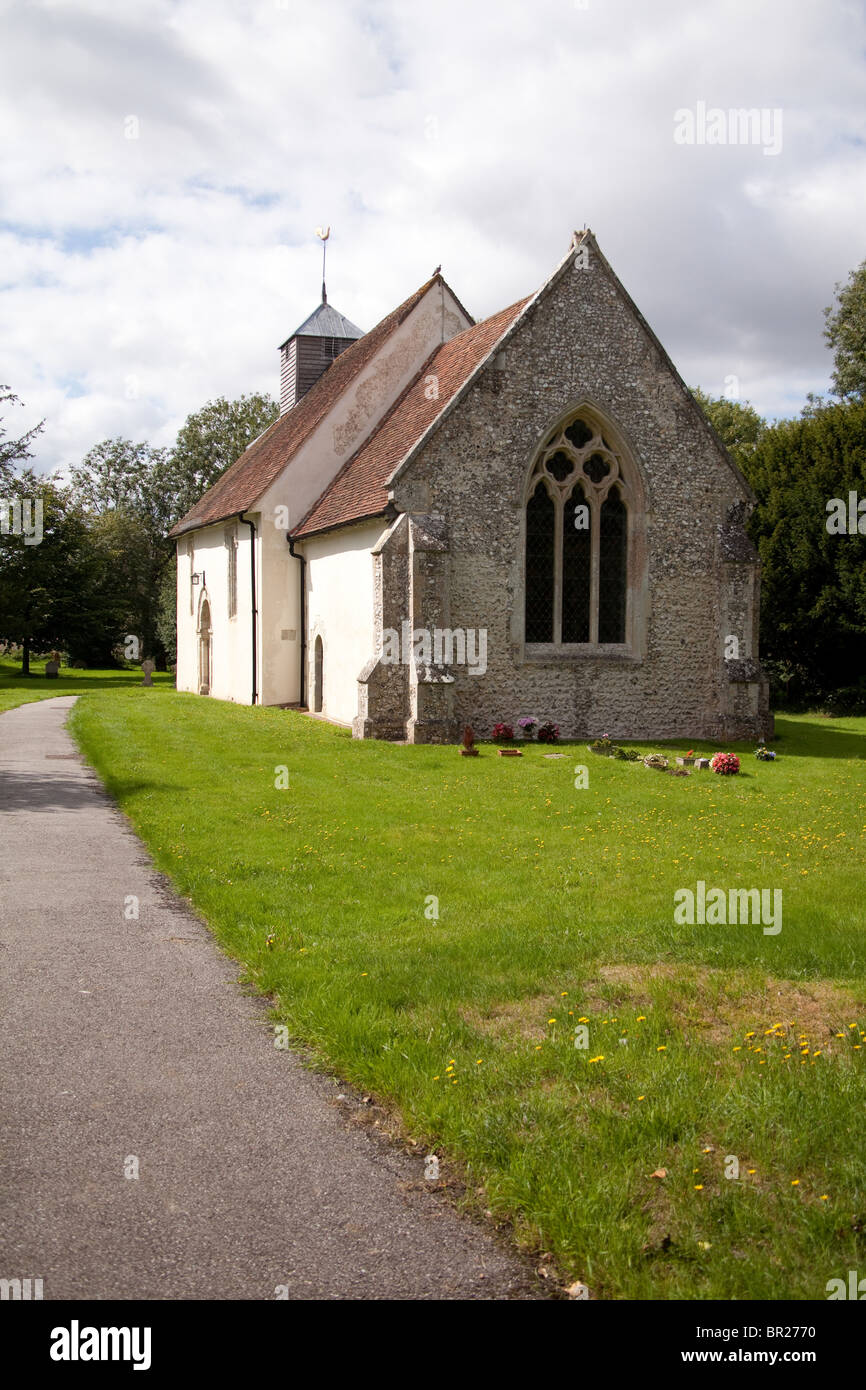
[524,410,633,648]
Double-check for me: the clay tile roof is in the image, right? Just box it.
[169,276,439,538]
[292,296,531,539]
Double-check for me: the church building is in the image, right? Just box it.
[170,231,772,743]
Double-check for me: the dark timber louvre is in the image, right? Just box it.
[278,301,364,414]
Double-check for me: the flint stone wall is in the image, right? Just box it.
[364,246,771,743]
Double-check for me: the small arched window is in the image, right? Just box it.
[524,410,635,647]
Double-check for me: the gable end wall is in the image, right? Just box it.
[388,250,768,741]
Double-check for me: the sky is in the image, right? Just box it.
[2,0,865,474]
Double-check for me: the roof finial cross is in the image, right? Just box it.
[315,226,330,304]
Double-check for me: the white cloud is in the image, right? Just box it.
[1,0,865,470]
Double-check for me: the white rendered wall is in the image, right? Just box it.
[303,521,384,725]
[256,499,301,707]
[176,279,470,708]
[175,521,256,704]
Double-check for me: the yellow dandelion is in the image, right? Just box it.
[657,1045,667,1052]
[733,1046,742,1052]
[791,1179,800,1186]
[694,1184,704,1190]
[637,1095,645,1101]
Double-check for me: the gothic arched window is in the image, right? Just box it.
[524,410,635,648]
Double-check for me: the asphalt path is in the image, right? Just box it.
[0,696,543,1301]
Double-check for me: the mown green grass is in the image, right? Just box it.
[0,656,173,711]
[68,686,866,1299]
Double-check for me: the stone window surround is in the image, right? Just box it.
[514,401,648,664]
[225,523,238,621]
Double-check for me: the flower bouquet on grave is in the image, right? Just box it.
[459,725,479,756]
[710,751,740,775]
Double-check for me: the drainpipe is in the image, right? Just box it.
[239,512,257,706]
[287,532,306,708]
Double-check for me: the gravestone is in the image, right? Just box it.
[141,660,155,687]
[45,660,59,679]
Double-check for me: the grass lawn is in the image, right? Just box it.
[65,685,866,1299]
[0,656,174,711]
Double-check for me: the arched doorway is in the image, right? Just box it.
[198,599,212,695]
[313,634,323,712]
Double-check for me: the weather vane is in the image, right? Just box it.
[315,226,330,303]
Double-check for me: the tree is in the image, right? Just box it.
[0,386,45,491]
[166,393,278,525]
[67,438,168,516]
[67,439,175,667]
[156,563,177,666]
[0,469,125,673]
[690,388,767,470]
[824,259,866,401]
[64,394,278,670]
[743,400,866,705]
